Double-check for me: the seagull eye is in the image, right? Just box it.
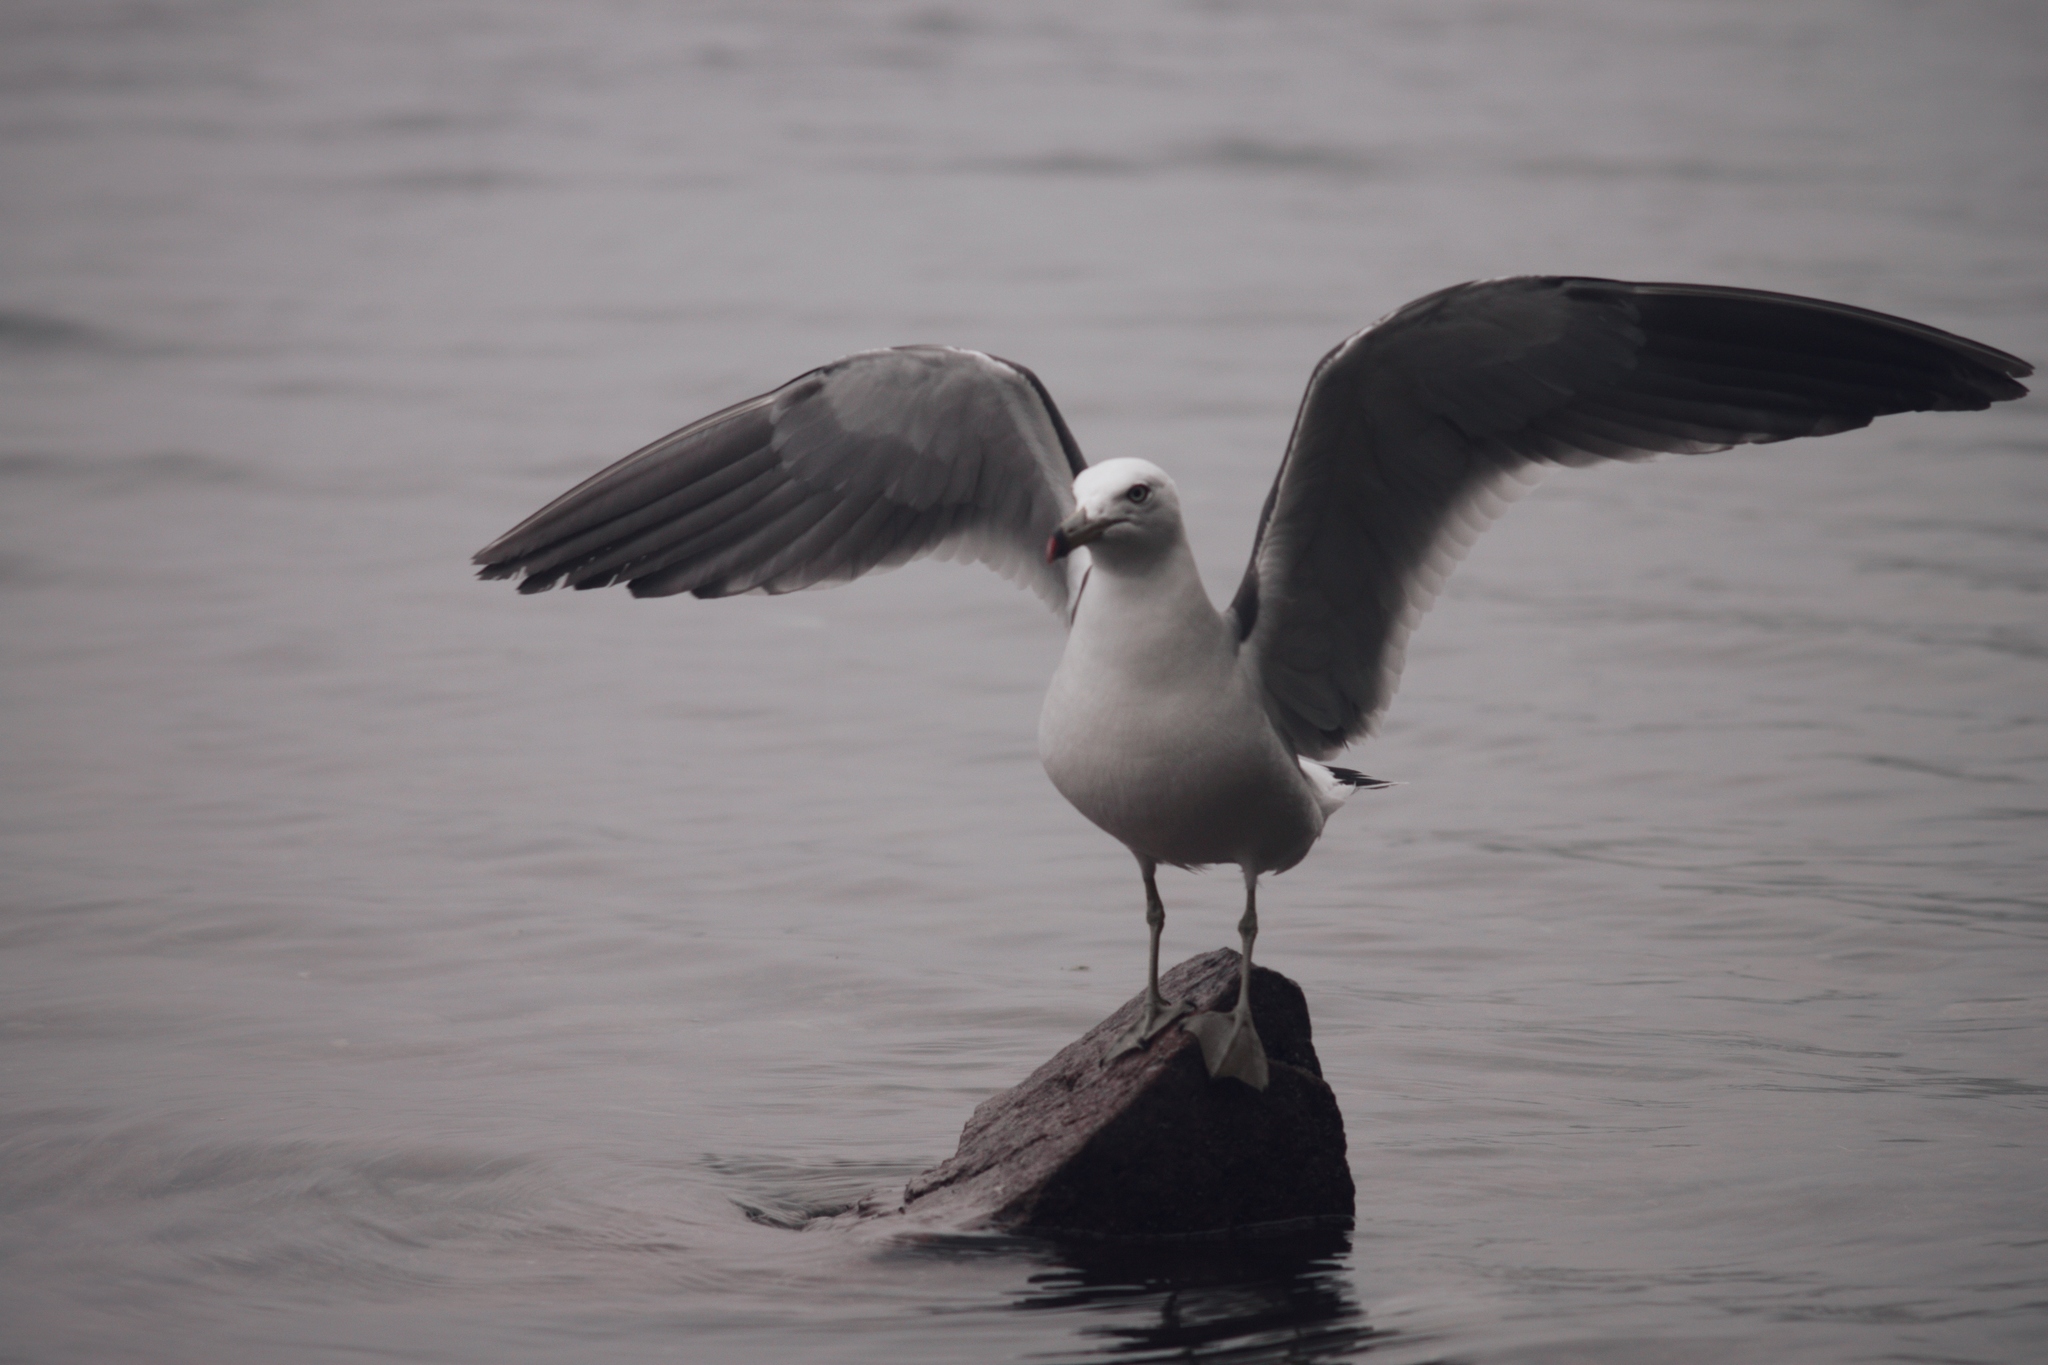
[1125,485,1151,504]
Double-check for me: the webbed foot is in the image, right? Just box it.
[1183,1009,1270,1091]
[1106,993,1193,1062]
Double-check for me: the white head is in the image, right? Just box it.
[1046,458,1185,568]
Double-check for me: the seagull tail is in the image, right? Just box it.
[1299,758,1400,816]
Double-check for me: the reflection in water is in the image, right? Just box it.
[1015,1227,1384,1364]
[714,1135,1387,1360]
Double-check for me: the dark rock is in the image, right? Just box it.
[888,949,1355,1239]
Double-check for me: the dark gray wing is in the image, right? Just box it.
[1232,276,2033,758]
[474,346,1089,608]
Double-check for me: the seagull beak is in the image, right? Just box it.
[1046,509,1111,562]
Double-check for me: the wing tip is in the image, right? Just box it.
[474,554,561,593]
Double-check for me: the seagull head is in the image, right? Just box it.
[1046,459,1183,565]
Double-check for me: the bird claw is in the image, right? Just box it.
[1105,995,1193,1062]
[1183,1010,1270,1091]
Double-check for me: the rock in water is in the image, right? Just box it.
[891,949,1355,1238]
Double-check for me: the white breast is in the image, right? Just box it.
[1036,546,1326,873]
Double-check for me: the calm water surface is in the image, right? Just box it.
[3,2,2045,1361]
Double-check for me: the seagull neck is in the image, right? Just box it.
[1070,538,1227,654]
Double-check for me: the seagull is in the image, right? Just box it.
[475,277,2029,1090]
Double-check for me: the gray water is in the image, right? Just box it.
[3,2,2045,1361]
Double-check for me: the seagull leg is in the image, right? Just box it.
[1183,865,1270,1090]
[1108,856,1191,1060]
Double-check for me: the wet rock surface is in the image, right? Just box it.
[890,949,1355,1239]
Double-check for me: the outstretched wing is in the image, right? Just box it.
[474,346,1089,608]
[1232,276,2032,758]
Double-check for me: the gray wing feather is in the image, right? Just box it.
[474,346,1088,608]
[1234,276,2032,758]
